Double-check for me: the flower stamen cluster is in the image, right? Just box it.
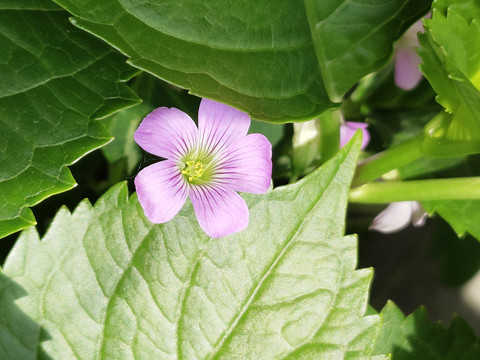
[181,160,205,183]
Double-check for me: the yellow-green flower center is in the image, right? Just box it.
[181,160,205,183]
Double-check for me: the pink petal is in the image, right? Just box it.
[340,122,370,150]
[189,184,249,238]
[135,160,188,223]
[134,107,198,160]
[394,48,423,90]
[411,201,428,227]
[214,134,272,194]
[197,99,251,157]
[369,202,413,234]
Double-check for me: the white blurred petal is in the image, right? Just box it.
[369,202,414,234]
[370,201,428,234]
[411,201,428,227]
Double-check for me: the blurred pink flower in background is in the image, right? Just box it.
[394,17,428,90]
[134,99,272,238]
[340,121,370,150]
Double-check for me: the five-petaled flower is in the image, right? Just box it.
[134,99,272,238]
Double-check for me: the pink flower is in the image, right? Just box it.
[394,18,426,90]
[340,121,370,150]
[134,99,272,238]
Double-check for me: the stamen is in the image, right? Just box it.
[181,160,205,182]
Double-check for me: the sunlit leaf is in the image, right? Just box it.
[1,135,386,359]
[373,301,480,359]
[419,0,480,152]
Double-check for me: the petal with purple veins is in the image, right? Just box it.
[189,184,249,238]
[135,160,189,223]
[214,133,272,194]
[134,107,198,160]
[197,99,250,157]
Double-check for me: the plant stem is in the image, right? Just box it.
[349,177,480,203]
[352,135,423,186]
[319,110,340,164]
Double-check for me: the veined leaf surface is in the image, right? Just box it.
[1,135,386,359]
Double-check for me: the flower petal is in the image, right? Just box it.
[214,134,272,194]
[197,99,250,157]
[135,160,188,223]
[134,107,198,160]
[411,201,428,227]
[189,184,249,238]
[369,201,413,234]
[394,48,423,90]
[340,122,370,150]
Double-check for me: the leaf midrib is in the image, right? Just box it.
[202,160,346,360]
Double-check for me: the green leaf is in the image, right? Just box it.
[423,200,480,241]
[418,0,480,152]
[422,155,480,241]
[0,272,43,360]
[51,0,429,122]
[1,135,386,359]
[101,103,150,172]
[54,0,334,122]
[373,301,480,359]
[0,2,139,239]
[431,218,480,287]
[304,0,431,101]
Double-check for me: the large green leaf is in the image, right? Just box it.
[373,301,480,359]
[51,0,429,122]
[0,0,139,239]
[304,0,431,101]
[1,135,386,359]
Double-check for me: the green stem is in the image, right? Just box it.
[349,177,480,203]
[352,135,424,186]
[319,110,340,164]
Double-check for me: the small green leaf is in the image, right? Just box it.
[1,135,386,359]
[373,301,480,359]
[423,200,480,240]
[422,156,480,241]
[418,0,480,151]
[0,3,139,239]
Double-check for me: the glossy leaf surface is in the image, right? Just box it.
[0,1,139,238]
